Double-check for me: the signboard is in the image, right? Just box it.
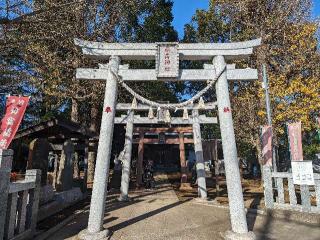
[158,132,165,144]
[291,161,314,185]
[157,108,166,123]
[287,122,303,161]
[0,96,29,149]
[261,125,272,166]
[156,43,179,78]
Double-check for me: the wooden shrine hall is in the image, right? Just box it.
[114,101,218,187]
[132,127,194,186]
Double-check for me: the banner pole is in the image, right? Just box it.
[262,65,277,172]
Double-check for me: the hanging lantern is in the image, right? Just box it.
[165,109,171,123]
[148,107,154,119]
[198,97,205,109]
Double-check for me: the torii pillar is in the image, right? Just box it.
[78,56,120,239]
[192,109,207,199]
[214,55,255,239]
[119,110,134,201]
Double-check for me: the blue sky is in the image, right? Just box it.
[173,0,320,39]
[172,0,209,38]
[313,0,320,18]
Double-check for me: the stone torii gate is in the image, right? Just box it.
[115,102,218,199]
[75,39,261,240]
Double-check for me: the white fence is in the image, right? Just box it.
[263,166,320,213]
[0,150,41,240]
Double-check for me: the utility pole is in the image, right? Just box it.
[262,65,277,171]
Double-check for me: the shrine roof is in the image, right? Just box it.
[14,117,97,140]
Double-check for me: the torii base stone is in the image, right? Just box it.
[224,230,256,240]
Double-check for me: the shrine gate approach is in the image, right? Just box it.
[75,39,261,240]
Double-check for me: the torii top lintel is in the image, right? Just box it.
[74,38,261,61]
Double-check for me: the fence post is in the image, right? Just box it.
[300,185,311,211]
[0,149,13,240]
[315,179,320,208]
[25,169,41,236]
[263,165,274,209]
[287,177,297,206]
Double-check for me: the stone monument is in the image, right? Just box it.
[27,138,50,186]
[56,140,74,192]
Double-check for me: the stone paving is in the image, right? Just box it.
[47,174,320,240]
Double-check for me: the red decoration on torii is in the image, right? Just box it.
[105,107,112,113]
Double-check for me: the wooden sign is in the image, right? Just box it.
[156,43,179,78]
[291,161,314,185]
[157,108,166,123]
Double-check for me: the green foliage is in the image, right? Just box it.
[1,0,179,128]
[304,143,320,160]
[183,0,320,162]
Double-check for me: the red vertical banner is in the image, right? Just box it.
[0,96,29,149]
[287,122,303,161]
[261,125,273,166]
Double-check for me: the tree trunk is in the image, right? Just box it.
[71,98,79,123]
[87,103,99,184]
[89,103,99,132]
[87,148,96,183]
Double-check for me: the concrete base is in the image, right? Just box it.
[77,229,110,240]
[224,230,256,240]
[179,183,193,191]
[118,195,131,202]
[194,197,209,203]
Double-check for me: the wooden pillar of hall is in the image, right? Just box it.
[136,131,144,187]
[179,133,187,183]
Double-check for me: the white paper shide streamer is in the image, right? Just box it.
[148,107,154,119]
[131,97,138,109]
[198,97,205,109]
